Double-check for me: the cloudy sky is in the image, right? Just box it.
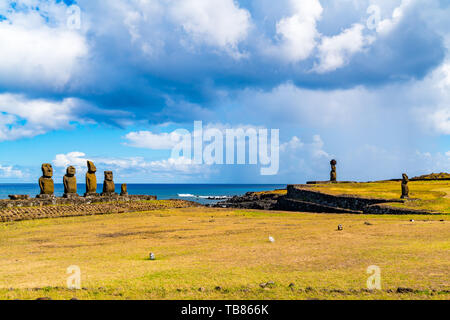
[0,0,449,184]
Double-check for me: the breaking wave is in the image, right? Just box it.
[177,194,231,200]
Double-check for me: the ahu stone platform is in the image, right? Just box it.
[0,196,202,223]
[215,185,438,215]
[0,194,157,209]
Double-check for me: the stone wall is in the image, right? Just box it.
[287,185,404,212]
[277,197,361,214]
[0,198,200,223]
[0,194,157,209]
[216,185,438,215]
[364,204,438,215]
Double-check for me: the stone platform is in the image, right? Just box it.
[215,185,439,215]
[0,197,202,223]
[0,194,157,209]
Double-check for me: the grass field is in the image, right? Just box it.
[307,180,450,213]
[0,206,448,300]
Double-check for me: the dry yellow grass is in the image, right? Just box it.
[0,207,448,300]
[254,189,287,195]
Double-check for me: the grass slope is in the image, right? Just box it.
[0,207,448,300]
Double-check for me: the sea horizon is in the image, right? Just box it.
[0,183,287,204]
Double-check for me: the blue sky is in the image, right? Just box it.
[0,0,449,183]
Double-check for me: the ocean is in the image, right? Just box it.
[0,184,286,204]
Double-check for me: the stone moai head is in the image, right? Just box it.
[330,159,337,168]
[87,161,97,173]
[402,173,409,183]
[104,171,113,181]
[121,184,127,193]
[66,166,76,177]
[41,163,53,178]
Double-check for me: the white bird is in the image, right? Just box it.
[269,236,275,243]
[149,252,156,260]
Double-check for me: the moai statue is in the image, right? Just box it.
[401,173,409,199]
[102,171,116,195]
[85,161,98,196]
[63,166,78,198]
[120,183,128,196]
[37,163,54,198]
[330,159,337,182]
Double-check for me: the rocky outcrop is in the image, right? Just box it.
[411,172,450,180]
[214,192,281,210]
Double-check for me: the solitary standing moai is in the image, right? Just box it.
[401,173,409,199]
[330,159,337,182]
[37,163,54,198]
[102,171,116,195]
[120,183,128,196]
[63,166,78,198]
[85,160,98,196]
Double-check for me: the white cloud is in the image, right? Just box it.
[277,134,331,181]
[280,136,304,152]
[52,152,207,178]
[0,164,24,178]
[125,123,266,150]
[425,108,450,135]
[310,135,330,158]
[274,0,323,62]
[438,63,450,89]
[170,0,251,56]
[232,82,367,127]
[125,131,189,150]
[0,94,86,141]
[0,93,134,141]
[53,151,90,169]
[413,150,450,174]
[376,0,415,35]
[0,3,88,88]
[314,24,374,73]
[281,135,330,159]
[410,61,450,135]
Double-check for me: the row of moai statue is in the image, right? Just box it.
[329,159,409,198]
[37,161,128,198]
